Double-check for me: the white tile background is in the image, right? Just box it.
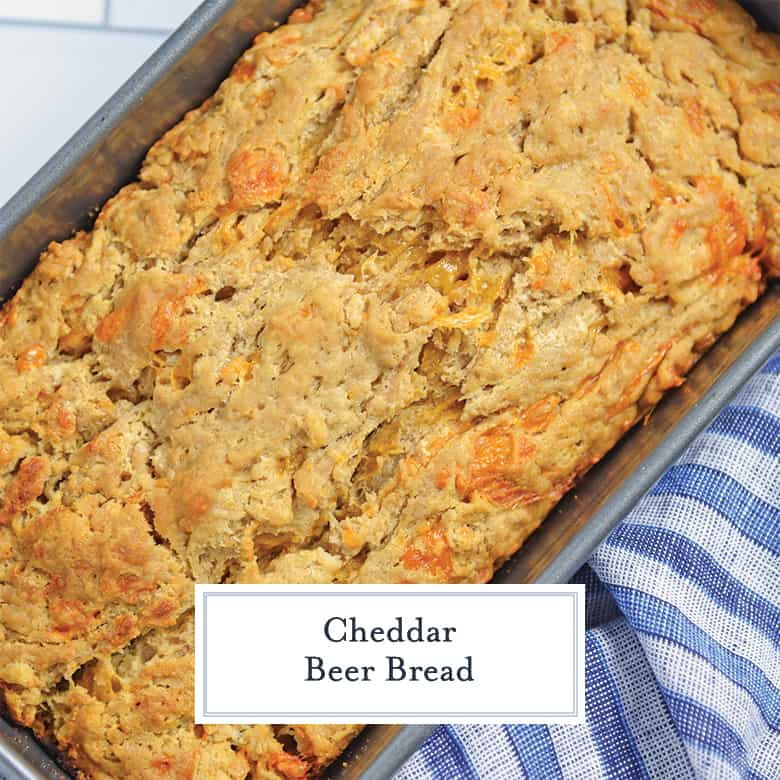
[109,0,202,31]
[0,0,105,25]
[0,0,202,207]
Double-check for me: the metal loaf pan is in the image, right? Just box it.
[0,1,778,778]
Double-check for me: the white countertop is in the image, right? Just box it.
[0,0,201,207]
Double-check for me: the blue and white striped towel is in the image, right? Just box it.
[397,349,780,779]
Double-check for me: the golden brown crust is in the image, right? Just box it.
[0,0,778,777]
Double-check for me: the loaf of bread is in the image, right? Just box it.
[0,0,777,777]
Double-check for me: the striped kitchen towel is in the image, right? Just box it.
[396,349,780,779]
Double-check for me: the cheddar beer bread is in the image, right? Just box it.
[0,0,778,777]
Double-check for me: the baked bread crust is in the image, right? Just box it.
[0,0,778,777]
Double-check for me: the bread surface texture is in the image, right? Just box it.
[0,0,778,777]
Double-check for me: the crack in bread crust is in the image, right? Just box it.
[0,0,778,777]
